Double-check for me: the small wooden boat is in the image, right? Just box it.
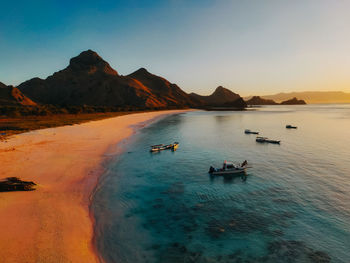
[244,129,259,134]
[150,142,179,152]
[209,160,249,175]
[150,144,166,152]
[286,125,297,129]
[256,136,280,144]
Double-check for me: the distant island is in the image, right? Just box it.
[245,91,350,104]
[280,97,306,105]
[245,96,278,105]
[245,96,306,106]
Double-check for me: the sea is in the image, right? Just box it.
[92,105,350,263]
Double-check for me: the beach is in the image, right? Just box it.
[0,110,188,263]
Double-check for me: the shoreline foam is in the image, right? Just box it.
[0,110,189,263]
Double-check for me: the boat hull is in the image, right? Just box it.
[256,138,280,144]
[210,169,246,175]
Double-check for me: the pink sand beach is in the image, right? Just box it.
[0,110,189,263]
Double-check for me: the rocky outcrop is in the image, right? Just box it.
[190,86,247,108]
[0,177,36,191]
[261,91,350,104]
[245,96,278,105]
[280,97,306,105]
[127,68,198,107]
[0,82,37,106]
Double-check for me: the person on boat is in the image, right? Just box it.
[241,160,248,167]
[223,161,227,170]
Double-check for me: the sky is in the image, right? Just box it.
[1,0,350,96]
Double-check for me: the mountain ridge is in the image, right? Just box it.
[18,50,179,108]
[15,50,246,110]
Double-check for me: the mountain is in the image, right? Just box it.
[0,82,37,106]
[18,50,195,109]
[16,50,247,110]
[280,97,306,105]
[127,68,198,107]
[245,96,278,105]
[190,86,247,108]
[260,91,350,104]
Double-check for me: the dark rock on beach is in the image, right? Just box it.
[0,177,36,192]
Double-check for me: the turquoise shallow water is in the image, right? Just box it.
[93,105,350,263]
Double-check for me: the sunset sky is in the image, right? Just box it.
[1,0,350,96]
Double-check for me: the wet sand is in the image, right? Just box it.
[0,110,189,263]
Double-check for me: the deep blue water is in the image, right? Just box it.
[93,105,350,263]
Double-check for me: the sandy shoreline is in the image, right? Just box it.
[0,110,189,263]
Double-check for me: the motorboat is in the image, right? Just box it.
[209,160,249,175]
[244,129,259,134]
[256,136,267,142]
[286,125,297,129]
[256,136,280,144]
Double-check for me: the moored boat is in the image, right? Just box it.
[256,136,280,144]
[150,144,166,152]
[286,125,297,129]
[245,129,259,134]
[209,160,249,175]
[150,142,179,152]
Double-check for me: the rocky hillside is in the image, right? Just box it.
[280,97,306,105]
[190,86,247,108]
[245,96,278,105]
[18,50,196,109]
[127,68,198,107]
[0,82,37,106]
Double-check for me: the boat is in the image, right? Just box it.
[244,129,259,134]
[150,142,179,152]
[150,144,166,152]
[286,125,297,129]
[208,160,249,175]
[256,136,280,144]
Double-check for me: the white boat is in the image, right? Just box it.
[209,160,249,175]
[256,136,280,144]
[245,129,259,134]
